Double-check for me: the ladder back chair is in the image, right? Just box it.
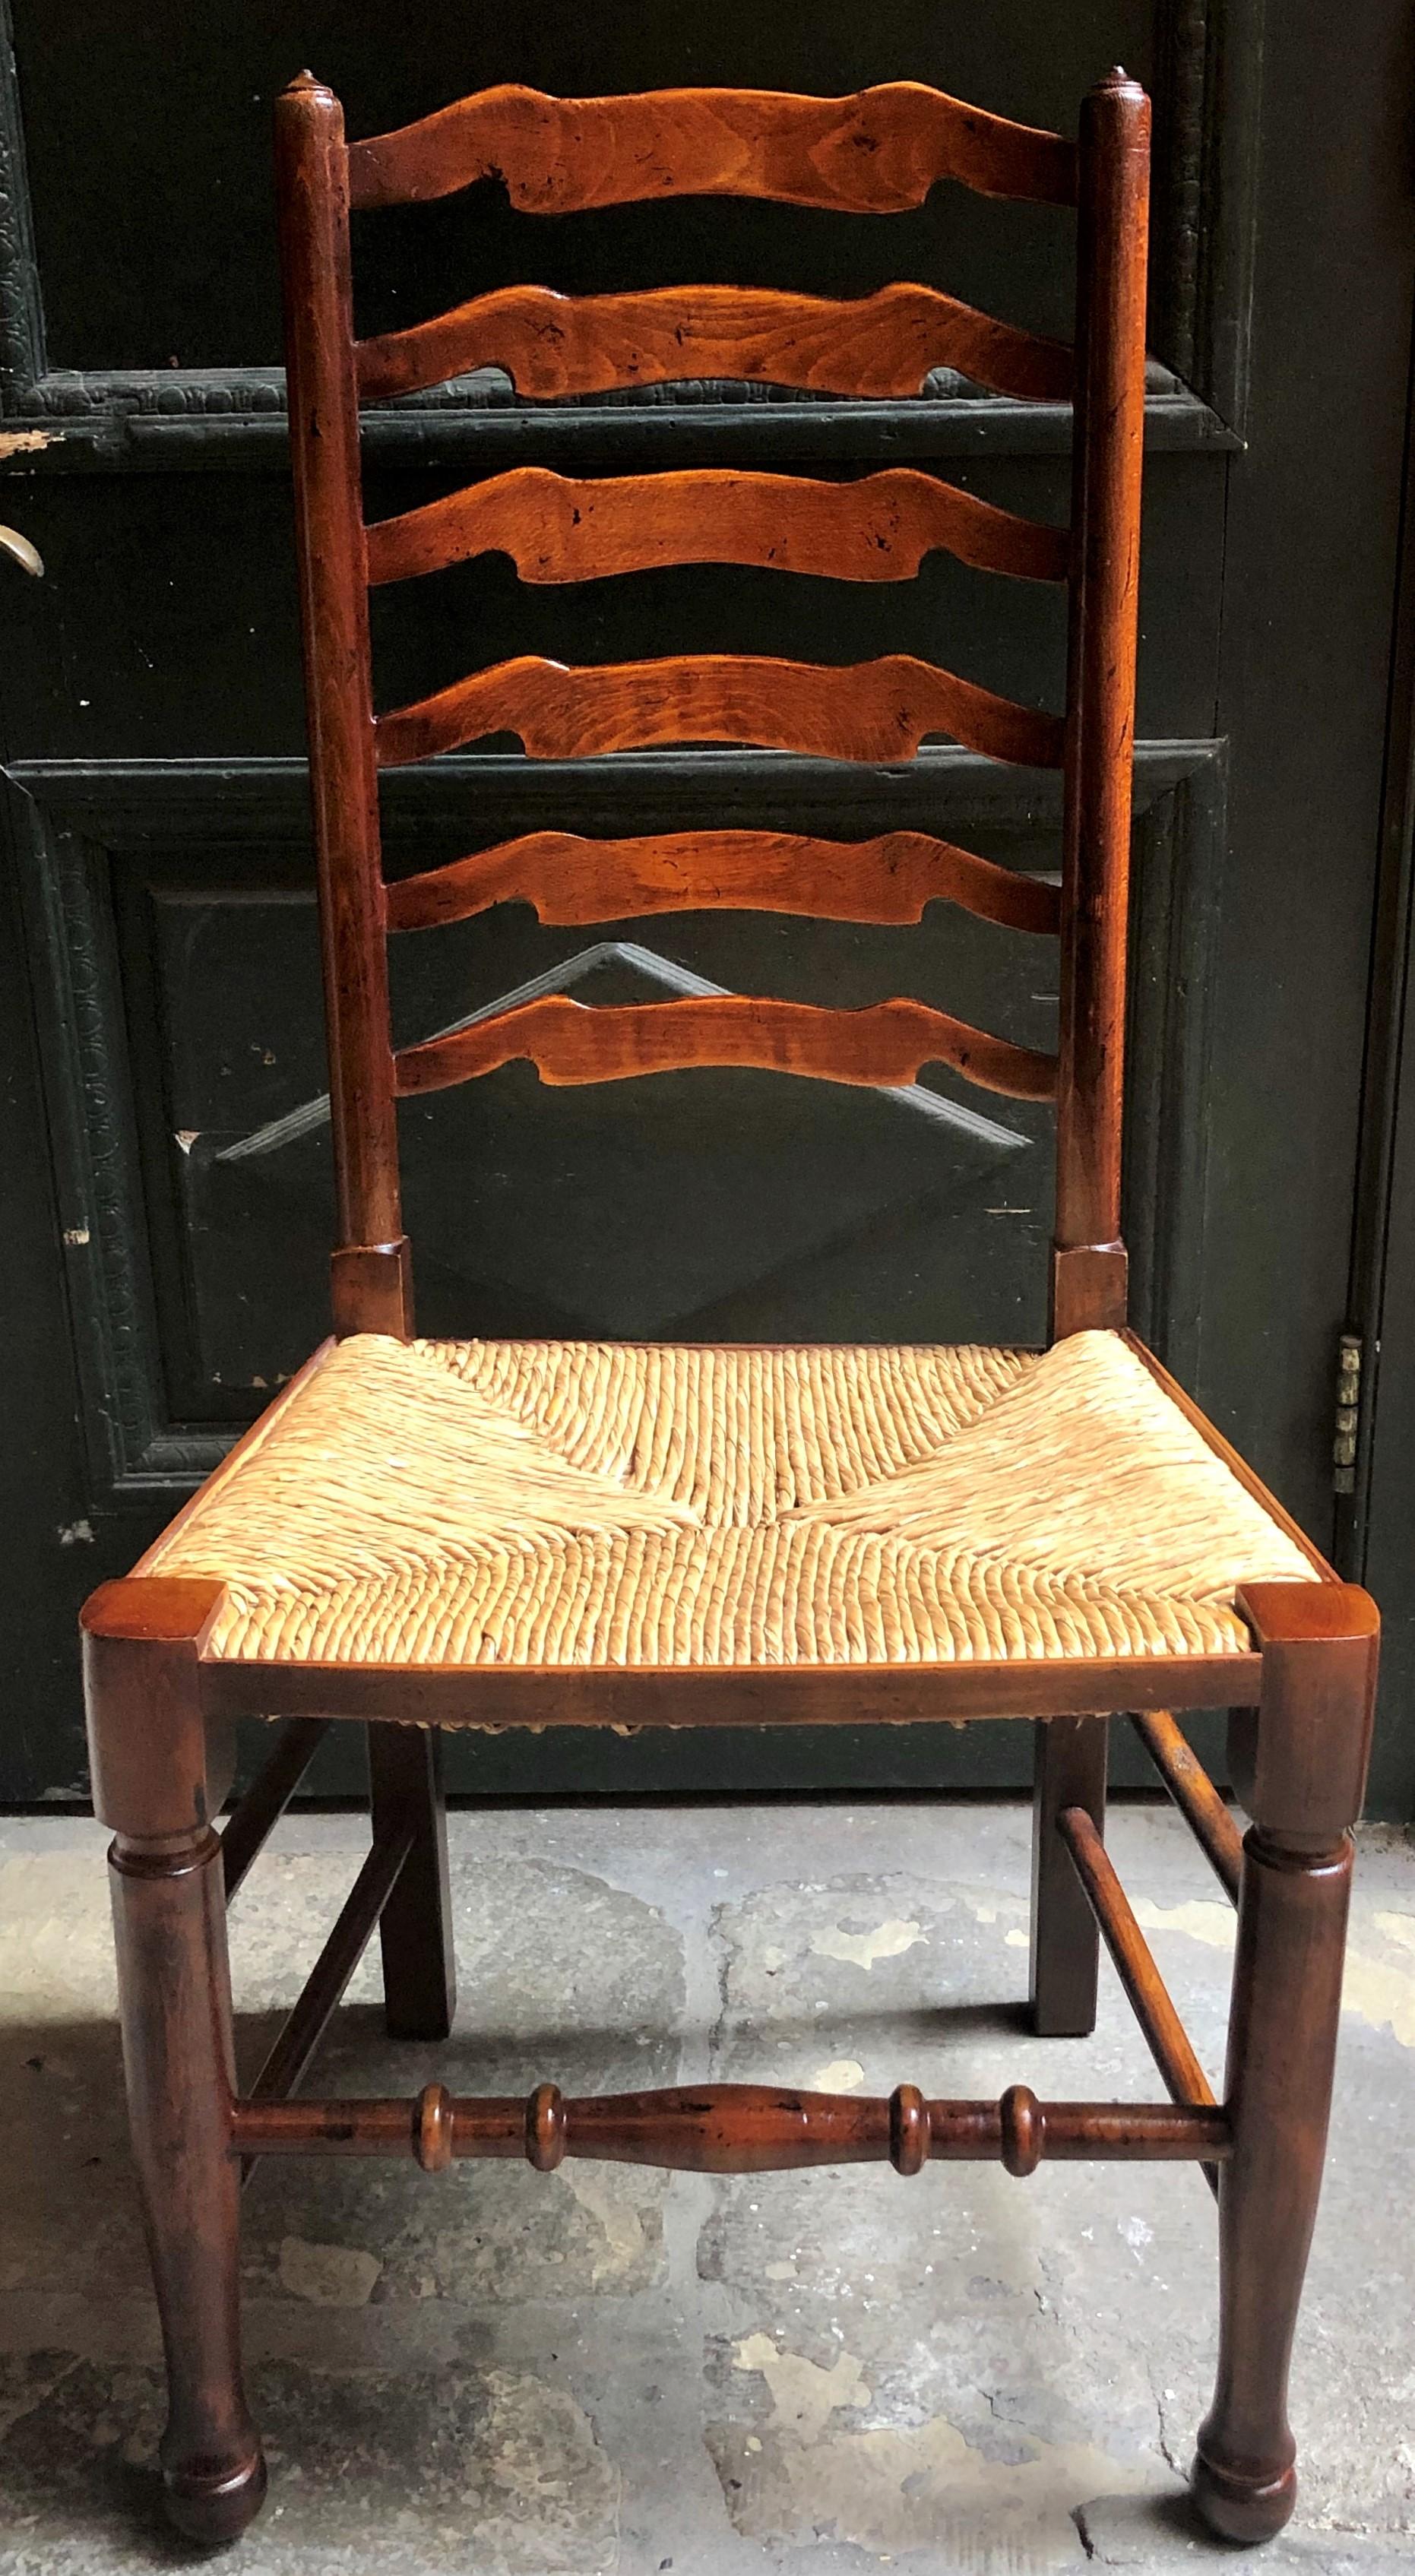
[81,61,1378,2550]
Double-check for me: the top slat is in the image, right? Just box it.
[347,82,1078,216]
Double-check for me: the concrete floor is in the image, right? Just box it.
[1,1799,1413,2575]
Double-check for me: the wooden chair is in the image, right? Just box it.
[81,64,1379,2549]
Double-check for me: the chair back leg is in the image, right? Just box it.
[367,1721,457,2040]
[1030,1715,1108,2034]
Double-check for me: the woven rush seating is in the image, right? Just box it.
[147,1328,1312,1667]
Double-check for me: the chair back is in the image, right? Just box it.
[273,65,1149,1341]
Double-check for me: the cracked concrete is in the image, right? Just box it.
[0,1800,1412,2573]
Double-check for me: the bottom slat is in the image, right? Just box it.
[230,2081,1230,2175]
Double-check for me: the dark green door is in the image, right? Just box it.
[2,1,1410,1805]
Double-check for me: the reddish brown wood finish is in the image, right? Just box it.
[1194,1583,1379,2543]
[374,652,1065,771]
[347,81,1078,214]
[356,282,1074,406]
[245,1823,414,2113]
[196,1637,1263,1729]
[220,1717,331,1902]
[85,1595,265,2544]
[366,1723,456,2040]
[1052,71,1150,1335]
[385,828,1061,937]
[365,467,1070,588]
[392,993,1058,1103]
[231,2083,1230,2169]
[274,76,407,1333]
[1130,1708,1243,1903]
[1056,1804,1217,2112]
[1229,1581,1379,1841]
[1030,1715,1107,2036]
[95,68,1377,2550]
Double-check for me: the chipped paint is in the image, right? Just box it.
[811,2059,865,2091]
[471,2368,622,2571]
[715,2364,1154,2560]
[732,2332,871,2442]
[810,1917,924,1971]
[563,2162,651,2286]
[277,2235,382,2306]
[1133,1895,1235,1950]
[1137,1894,1415,2047]
[1341,1945,1415,2049]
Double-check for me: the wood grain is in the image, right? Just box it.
[1030,1715,1107,2036]
[86,1616,267,2543]
[364,466,1071,588]
[355,282,1074,405]
[347,81,1078,215]
[391,992,1058,1103]
[1057,1804,1217,2110]
[1052,73,1150,1331]
[274,74,406,1307]
[384,828,1062,935]
[374,653,1066,769]
[1129,1708,1242,1902]
[233,2082,1229,2172]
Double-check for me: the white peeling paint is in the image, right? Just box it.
[277,2235,381,2306]
[732,2331,871,2442]
[563,2162,650,2285]
[812,2059,866,2091]
[719,2346,1156,2561]
[810,1918,924,1971]
[1134,1896,1235,1951]
[1136,1895,1415,2048]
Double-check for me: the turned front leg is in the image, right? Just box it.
[1192,1582,1378,2543]
[84,1578,266,2543]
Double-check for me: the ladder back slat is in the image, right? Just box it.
[354,282,1074,405]
[347,82,1078,215]
[365,467,1070,589]
[373,653,1065,770]
[384,829,1062,936]
[392,994,1058,1103]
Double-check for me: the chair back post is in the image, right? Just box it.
[1052,69,1150,1340]
[274,72,412,1339]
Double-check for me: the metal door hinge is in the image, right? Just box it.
[1332,1332,1363,1495]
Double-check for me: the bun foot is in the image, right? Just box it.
[1190,2446,1296,2545]
[163,2447,268,2546]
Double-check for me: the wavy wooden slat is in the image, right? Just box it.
[392,994,1058,1103]
[347,82,1078,215]
[364,466,1070,589]
[355,283,1074,405]
[384,828,1061,935]
[373,653,1065,770]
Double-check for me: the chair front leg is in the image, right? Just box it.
[1192,1581,1378,2543]
[84,1579,267,2543]
[1030,1714,1108,2034]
